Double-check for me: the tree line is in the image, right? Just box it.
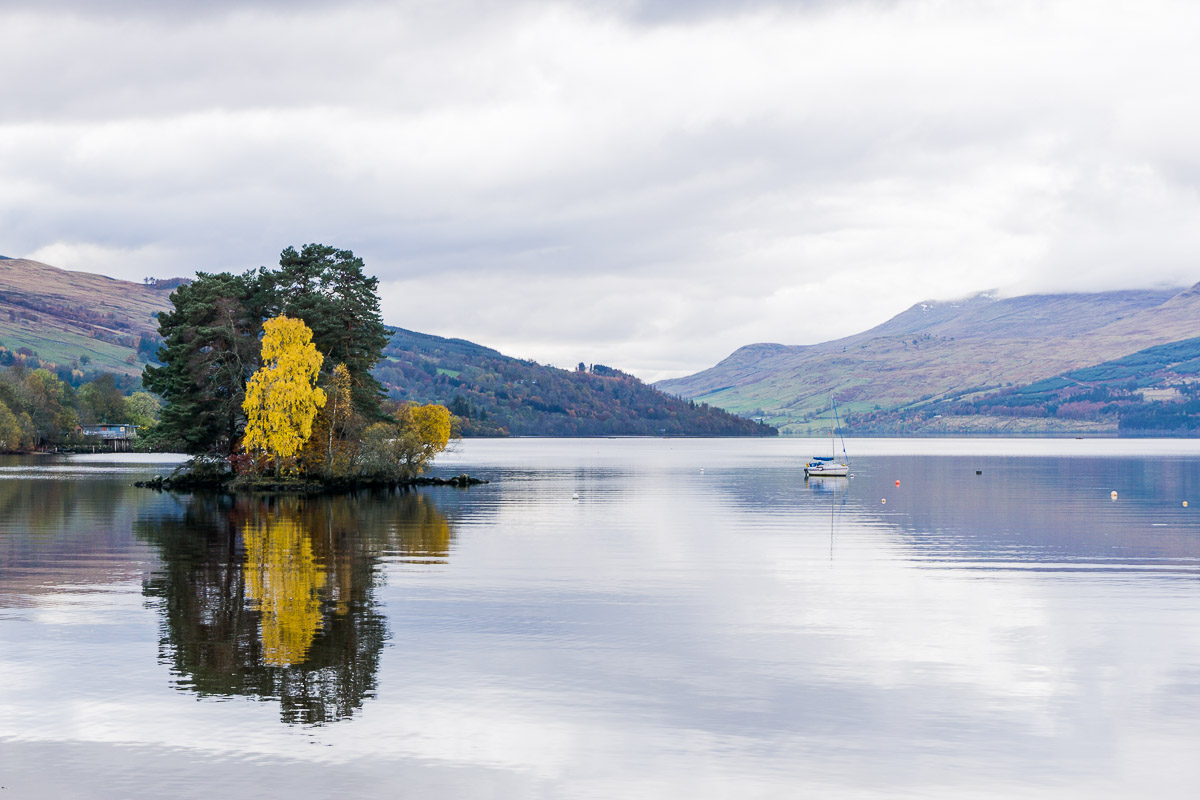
[0,365,161,452]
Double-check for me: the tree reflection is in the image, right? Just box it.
[243,513,325,667]
[136,489,453,724]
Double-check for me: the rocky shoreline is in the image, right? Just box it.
[135,471,489,494]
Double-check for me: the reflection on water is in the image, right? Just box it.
[3,441,1200,798]
[244,513,325,666]
[135,491,452,724]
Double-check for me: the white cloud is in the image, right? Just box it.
[2,0,1200,379]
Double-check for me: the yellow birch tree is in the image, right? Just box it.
[242,316,326,469]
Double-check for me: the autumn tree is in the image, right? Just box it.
[242,316,327,472]
[359,403,452,480]
[0,400,22,452]
[124,392,162,429]
[144,246,391,453]
[298,363,362,478]
[21,369,76,446]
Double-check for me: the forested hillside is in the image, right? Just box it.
[374,328,776,437]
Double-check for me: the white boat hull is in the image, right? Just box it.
[805,463,849,478]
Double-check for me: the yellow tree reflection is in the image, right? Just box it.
[244,513,326,666]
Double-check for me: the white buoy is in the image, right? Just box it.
[1184,501,1189,508]
[881,498,887,505]
[1111,490,1118,500]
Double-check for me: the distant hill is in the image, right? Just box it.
[657,284,1200,435]
[0,258,177,376]
[851,336,1200,435]
[375,328,776,437]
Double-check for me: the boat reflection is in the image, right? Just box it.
[135,489,454,724]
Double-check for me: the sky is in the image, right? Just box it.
[3,0,1200,381]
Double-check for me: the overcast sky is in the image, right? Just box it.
[3,0,1199,380]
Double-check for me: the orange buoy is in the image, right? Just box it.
[895,480,901,487]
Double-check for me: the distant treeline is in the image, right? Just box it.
[375,328,776,437]
[0,363,160,452]
[847,336,1200,435]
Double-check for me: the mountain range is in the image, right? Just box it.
[6,254,1199,436]
[656,283,1200,434]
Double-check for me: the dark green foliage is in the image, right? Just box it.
[1119,393,1200,433]
[77,373,127,423]
[259,244,388,419]
[374,328,777,437]
[143,272,262,454]
[1015,377,1072,395]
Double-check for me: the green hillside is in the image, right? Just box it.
[374,328,776,437]
[0,258,176,379]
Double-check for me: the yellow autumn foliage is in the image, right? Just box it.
[298,363,359,478]
[242,316,327,462]
[358,403,453,479]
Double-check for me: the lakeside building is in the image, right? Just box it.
[77,423,139,451]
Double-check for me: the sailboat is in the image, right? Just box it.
[804,397,849,478]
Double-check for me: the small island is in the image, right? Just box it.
[138,244,464,493]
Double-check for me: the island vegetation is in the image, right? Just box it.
[141,244,456,490]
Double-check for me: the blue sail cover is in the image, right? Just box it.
[811,456,834,461]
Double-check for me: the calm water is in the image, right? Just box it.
[1,438,1199,798]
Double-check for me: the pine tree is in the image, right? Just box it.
[260,244,388,420]
[143,272,262,453]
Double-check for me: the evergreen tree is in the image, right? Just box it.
[143,272,262,453]
[260,244,388,420]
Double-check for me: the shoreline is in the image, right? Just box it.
[134,472,489,495]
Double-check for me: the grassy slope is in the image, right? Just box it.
[657,286,1200,434]
[857,335,1200,435]
[0,258,173,375]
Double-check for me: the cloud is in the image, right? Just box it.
[2,0,1199,379]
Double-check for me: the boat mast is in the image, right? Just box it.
[831,397,848,464]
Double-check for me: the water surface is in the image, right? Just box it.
[1,439,1199,798]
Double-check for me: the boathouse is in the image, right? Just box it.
[78,423,140,451]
